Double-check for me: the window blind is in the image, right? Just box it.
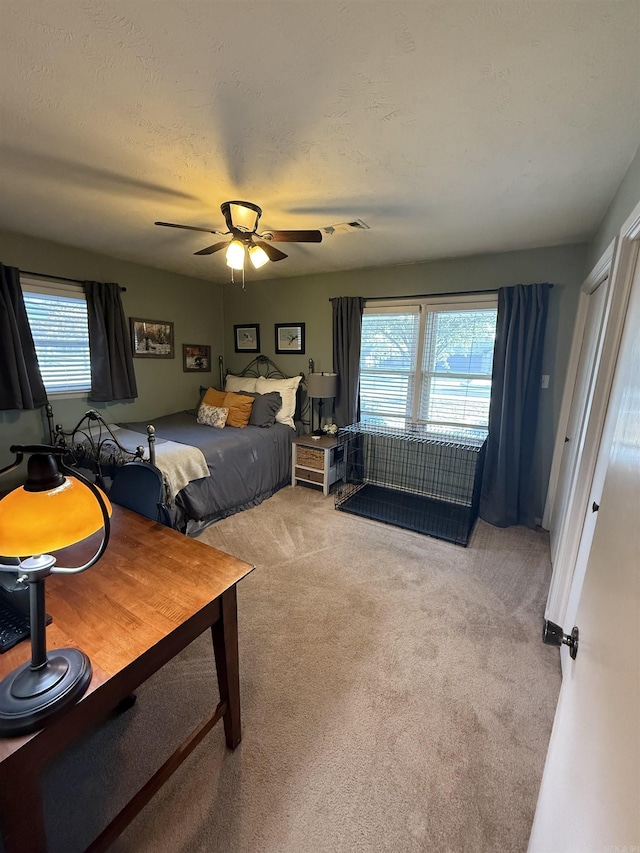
[22,282,91,394]
[420,308,497,429]
[360,308,420,424]
[360,298,497,432]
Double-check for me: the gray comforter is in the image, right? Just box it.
[121,411,294,533]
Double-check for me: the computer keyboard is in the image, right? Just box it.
[0,597,52,654]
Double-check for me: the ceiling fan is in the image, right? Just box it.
[155,200,322,272]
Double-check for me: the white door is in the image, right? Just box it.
[528,249,640,851]
[548,277,608,563]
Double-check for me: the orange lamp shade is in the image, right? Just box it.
[0,477,112,557]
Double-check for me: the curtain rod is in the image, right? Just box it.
[20,269,127,292]
[358,284,552,302]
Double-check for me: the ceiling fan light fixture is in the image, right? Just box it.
[222,201,262,233]
[248,244,270,269]
[155,202,324,278]
[226,239,245,270]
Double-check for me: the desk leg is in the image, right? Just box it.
[211,585,241,749]
[0,769,47,852]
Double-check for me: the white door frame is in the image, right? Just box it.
[542,242,614,533]
[543,199,640,632]
[542,242,614,628]
[560,205,640,641]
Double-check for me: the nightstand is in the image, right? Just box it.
[291,434,341,497]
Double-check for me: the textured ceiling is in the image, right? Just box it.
[0,1,639,283]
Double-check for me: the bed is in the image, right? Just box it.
[48,355,304,535]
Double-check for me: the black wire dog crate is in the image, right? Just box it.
[334,422,487,546]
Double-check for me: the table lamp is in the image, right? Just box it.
[0,445,111,737]
[307,372,338,436]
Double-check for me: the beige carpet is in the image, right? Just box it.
[39,485,561,853]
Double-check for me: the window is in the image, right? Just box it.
[21,278,91,395]
[360,295,498,435]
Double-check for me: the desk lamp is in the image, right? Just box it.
[307,373,338,436]
[0,445,111,736]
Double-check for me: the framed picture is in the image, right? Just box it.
[234,324,260,353]
[130,318,174,359]
[183,344,211,373]
[275,323,306,354]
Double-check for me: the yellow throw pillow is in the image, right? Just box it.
[202,387,227,408]
[224,391,253,428]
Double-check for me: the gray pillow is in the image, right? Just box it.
[239,391,282,427]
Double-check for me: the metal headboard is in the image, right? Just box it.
[226,353,305,382]
[224,354,309,427]
[45,404,156,486]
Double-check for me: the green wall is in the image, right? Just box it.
[587,144,640,269]
[0,230,223,483]
[223,243,588,521]
[0,225,589,521]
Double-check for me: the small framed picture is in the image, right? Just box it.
[183,344,211,372]
[234,324,260,353]
[275,323,305,354]
[130,318,175,358]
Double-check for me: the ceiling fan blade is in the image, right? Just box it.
[194,241,229,256]
[155,221,224,235]
[254,240,288,262]
[264,229,323,243]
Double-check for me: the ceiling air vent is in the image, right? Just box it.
[322,219,370,236]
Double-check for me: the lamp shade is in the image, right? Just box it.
[248,243,270,269]
[307,373,338,399]
[224,201,261,233]
[226,240,246,270]
[0,476,112,556]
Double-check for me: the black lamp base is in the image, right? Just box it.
[0,648,92,736]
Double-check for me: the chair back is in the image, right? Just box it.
[109,461,171,526]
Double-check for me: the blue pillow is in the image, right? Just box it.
[238,391,282,427]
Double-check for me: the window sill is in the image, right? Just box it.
[46,391,91,401]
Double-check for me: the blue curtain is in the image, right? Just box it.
[83,281,137,402]
[0,262,47,411]
[480,282,551,528]
[331,296,365,428]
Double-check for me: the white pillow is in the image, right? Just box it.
[197,403,229,429]
[255,375,301,429]
[225,374,258,393]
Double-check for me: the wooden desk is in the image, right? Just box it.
[0,505,254,852]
